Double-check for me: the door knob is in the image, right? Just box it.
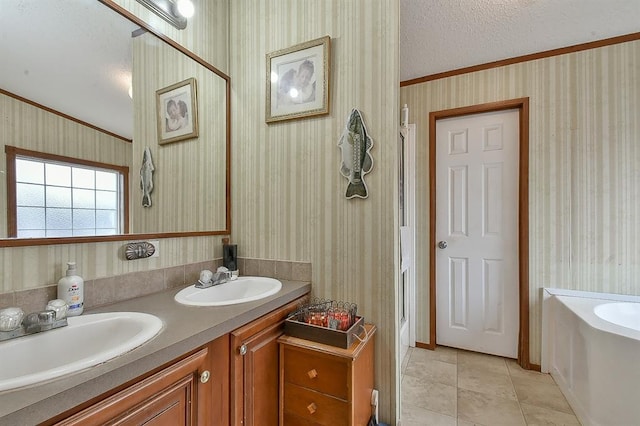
[199,370,210,384]
[438,241,447,249]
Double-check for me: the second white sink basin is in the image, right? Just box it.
[174,276,282,307]
[0,312,163,392]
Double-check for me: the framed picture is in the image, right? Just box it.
[266,36,330,123]
[156,78,199,145]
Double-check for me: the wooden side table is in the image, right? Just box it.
[278,324,376,426]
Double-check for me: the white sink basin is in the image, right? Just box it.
[0,312,163,391]
[174,276,282,307]
[594,302,640,331]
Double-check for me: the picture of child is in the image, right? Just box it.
[277,59,316,106]
[165,98,189,132]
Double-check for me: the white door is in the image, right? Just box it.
[400,124,417,363]
[435,109,519,358]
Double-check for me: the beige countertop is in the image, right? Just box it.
[0,279,311,425]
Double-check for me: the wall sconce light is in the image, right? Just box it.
[135,0,194,30]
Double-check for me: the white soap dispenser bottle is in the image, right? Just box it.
[57,262,84,316]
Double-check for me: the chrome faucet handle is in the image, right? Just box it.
[46,299,68,320]
[0,307,24,332]
[24,310,56,327]
[211,267,232,285]
[198,269,214,285]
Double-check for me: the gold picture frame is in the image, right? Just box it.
[156,78,199,145]
[266,36,330,123]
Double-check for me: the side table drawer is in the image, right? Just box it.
[283,382,349,426]
[282,346,349,399]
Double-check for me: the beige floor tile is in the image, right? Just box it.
[401,404,457,426]
[506,360,555,384]
[520,403,581,425]
[457,350,510,376]
[402,374,457,417]
[405,357,457,387]
[458,388,526,426]
[428,345,459,364]
[409,346,458,365]
[401,349,577,426]
[512,377,574,414]
[457,364,517,400]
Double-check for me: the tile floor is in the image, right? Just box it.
[401,346,581,426]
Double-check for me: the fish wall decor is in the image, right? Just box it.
[338,108,373,199]
[140,147,155,207]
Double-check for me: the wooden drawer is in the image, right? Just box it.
[282,346,349,399]
[283,383,349,426]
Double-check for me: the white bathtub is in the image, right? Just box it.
[542,289,640,426]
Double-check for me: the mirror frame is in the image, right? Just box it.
[0,0,231,247]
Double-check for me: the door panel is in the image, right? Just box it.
[436,109,519,358]
[448,256,468,329]
[448,166,468,237]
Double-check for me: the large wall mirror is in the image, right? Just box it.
[0,0,230,247]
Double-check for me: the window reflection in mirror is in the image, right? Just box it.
[6,147,129,238]
[0,0,230,245]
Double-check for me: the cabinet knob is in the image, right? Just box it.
[307,402,317,415]
[239,344,247,356]
[199,370,210,384]
[307,369,318,379]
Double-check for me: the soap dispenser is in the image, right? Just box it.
[57,262,84,316]
[223,242,238,273]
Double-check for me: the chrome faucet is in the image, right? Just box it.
[195,267,232,289]
[0,301,68,342]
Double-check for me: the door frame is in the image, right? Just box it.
[428,98,531,369]
[400,124,417,357]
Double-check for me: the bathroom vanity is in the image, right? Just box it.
[0,279,310,425]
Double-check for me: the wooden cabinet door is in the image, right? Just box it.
[230,297,306,426]
[56,349,208,426]
[111,374,196,425]
[236,322,282,426]
[54,334,231,426]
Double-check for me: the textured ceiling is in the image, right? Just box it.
[1,0,137,139]
[401,0,640,82]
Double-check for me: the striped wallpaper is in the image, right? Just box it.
[0,235,224,293]
[131,32,227,233]
[400,39,640,366]
[0,92,132,239]
[229,0,400,421]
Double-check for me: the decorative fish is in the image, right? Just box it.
[338,109,373,199]
[140,147,155,207]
